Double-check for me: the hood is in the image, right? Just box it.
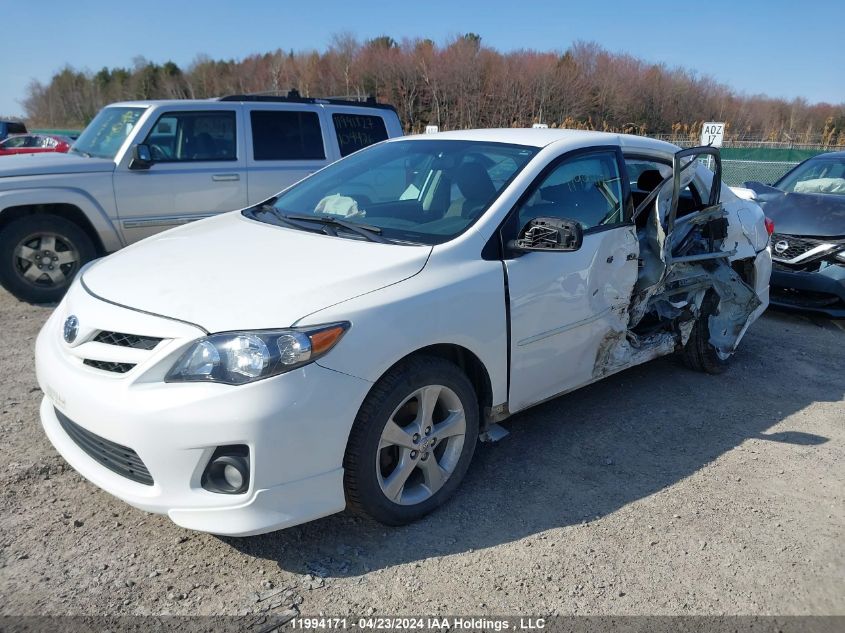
[750,186,845,238]
[82,212,432,332]
[0,152,115,178]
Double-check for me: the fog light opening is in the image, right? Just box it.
[201,445,250,494]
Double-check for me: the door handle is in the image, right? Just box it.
[212,174,240,182]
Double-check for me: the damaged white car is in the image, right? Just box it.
[35,129,772,536]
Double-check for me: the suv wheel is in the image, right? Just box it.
[0,215,96,304]
[343,356,479,526]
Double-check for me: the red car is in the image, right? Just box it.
[0,134,72,156]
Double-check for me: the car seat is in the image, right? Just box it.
[447,162,496,219]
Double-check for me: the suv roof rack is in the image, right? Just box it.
[218,90,396,112]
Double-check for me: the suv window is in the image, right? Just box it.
[515,151,625,231]
[332,113,388,157]
[145,111,236,162]
[7,122,27,135]
[250,110,325,161]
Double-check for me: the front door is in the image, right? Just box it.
[503,148,639,412]
[113,109,248,243]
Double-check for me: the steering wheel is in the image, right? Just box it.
[149,144,169,160]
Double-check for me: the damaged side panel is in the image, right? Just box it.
[594,146,765,379]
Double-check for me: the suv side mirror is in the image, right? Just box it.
[129,144,153,170]
[508,217,583,254]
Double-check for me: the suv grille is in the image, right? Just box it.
[93,331,162,350]
[55,408,153,486]
[83,359,136,373]
[771,233,824,261]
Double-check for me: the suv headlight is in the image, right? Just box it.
[165,323,349,385]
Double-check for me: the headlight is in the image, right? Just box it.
[836,250,845,263]
[165,322,349,385]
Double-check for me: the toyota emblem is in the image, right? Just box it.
[63,315,79,344]
[774,240,789,255]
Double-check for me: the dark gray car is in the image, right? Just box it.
[745,151,845,317]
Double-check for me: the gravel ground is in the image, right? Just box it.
[0,286,842,618]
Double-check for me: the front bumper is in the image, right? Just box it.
[35,286,373,536]
[770,263,845,318]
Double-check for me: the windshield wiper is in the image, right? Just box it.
[69,147,91,158]
[282,213,390,244]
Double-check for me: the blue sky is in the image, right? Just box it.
[1,0,841,117]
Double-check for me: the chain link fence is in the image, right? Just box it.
[659,139,845,188]
[719,159,797,187]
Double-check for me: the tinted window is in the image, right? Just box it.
[516,151,625,231]
[144,111,236,162]
[8,122,27,134]
[333,113,388,157]
[264,140,538,245]
[250,110,325,161]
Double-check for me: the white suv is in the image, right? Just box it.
[0,94,402,303]
[35,129,771,536]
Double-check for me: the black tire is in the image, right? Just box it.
[343,355,479,526]
[0,214,96,304]
[681,310,730,375]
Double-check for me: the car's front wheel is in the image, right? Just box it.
[343,356,479,526]
[0,214,96,303]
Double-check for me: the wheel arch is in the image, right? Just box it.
[0,203,107,256]
[368,343,496,429]
[0,187,123,253]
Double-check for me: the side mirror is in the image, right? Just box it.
[508,217,583,253]
[129,144,153,170]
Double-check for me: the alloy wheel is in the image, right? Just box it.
[13,232,80,287]
[376,384,467,506]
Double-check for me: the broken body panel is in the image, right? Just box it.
[501,145,769,419]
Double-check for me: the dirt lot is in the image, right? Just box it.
[0,286,842,618]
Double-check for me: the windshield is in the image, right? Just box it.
[71,106,146,159]
[263,139,539,245]
[776,157,845,196]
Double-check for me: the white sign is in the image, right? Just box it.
[701,122,725,147]
[532,123,549,129]
[425,125,439,134]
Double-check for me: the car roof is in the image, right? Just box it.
[395,128,680,153]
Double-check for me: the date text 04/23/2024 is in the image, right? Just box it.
[290,617,547,630]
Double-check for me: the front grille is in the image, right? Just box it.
[770,233,824,261]
[83,359,136,373]
[55,408,154,486]
[93,331,162,351]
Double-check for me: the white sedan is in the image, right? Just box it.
[34,129,772,536]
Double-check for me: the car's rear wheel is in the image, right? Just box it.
[681,294,731,375]
[343,356,479,526]
[0,215,96,304]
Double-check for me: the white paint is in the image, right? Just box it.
[701,122,725,147]
[34,129,771,536]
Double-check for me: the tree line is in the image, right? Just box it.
[19,34,845,145]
